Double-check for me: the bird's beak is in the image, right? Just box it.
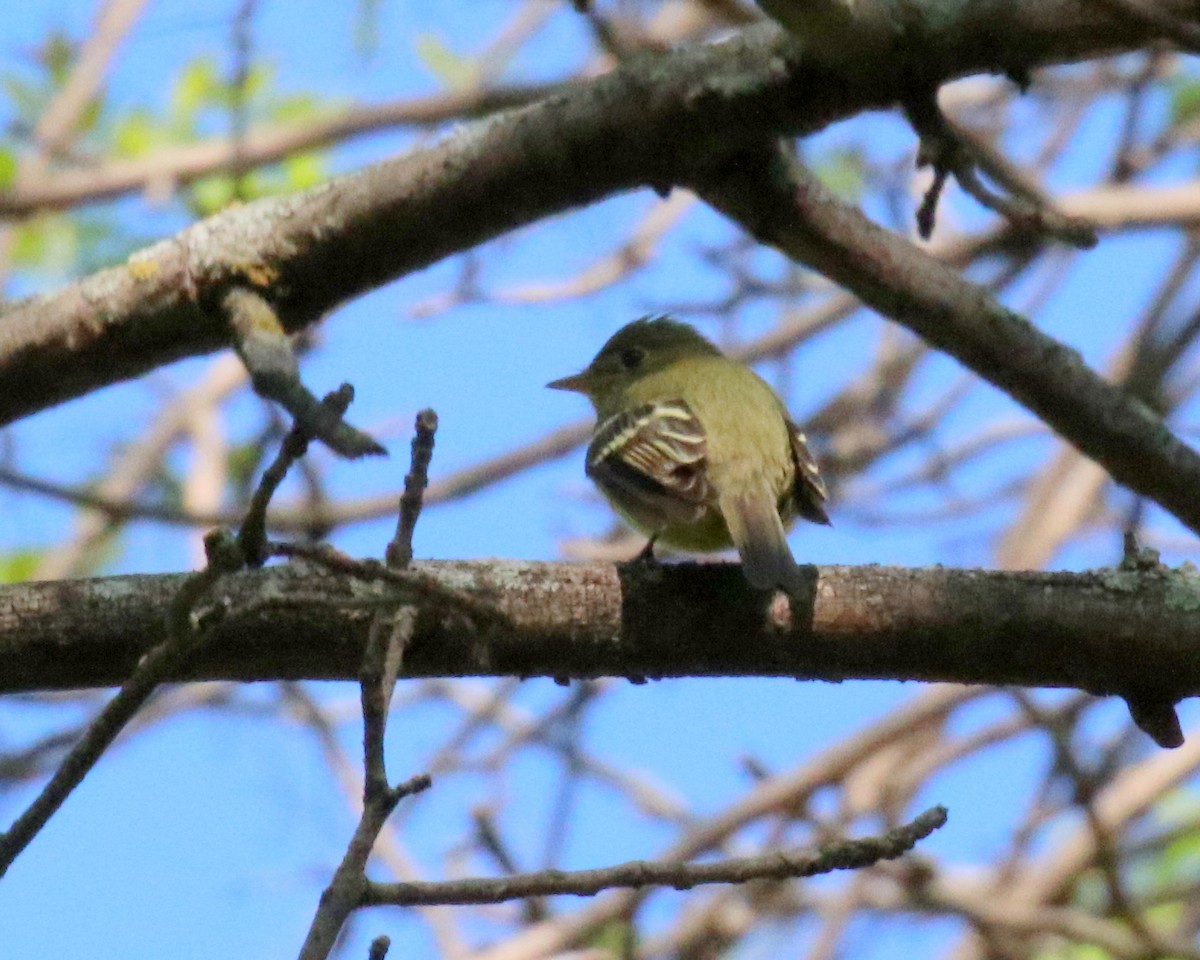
[546,371,590,393]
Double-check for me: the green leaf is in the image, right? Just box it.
[814,148,868,201]
[2,74,47,121]
[0,148,17,189]
[239,62,274,103]
[11,214,79,273]
[9,210,127,275]
[227,441,268,498]
[0,549,44,584]
[172,58,221,120]
[281,152,326,190]
[113,109,159,157]
[270,93,325,124]
[76,95,104,136]
[414,33,478,90]
[1172,78,1200,125]
[41,31,75,85]
[1158,820,1200,881]
[189,175,237,215]
[584,918,636,957]
[204,62,274,110]
[1039,945,1108,960]
[72,214,135,274]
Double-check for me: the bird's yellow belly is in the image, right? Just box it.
[656,507,733,552]
[607,493,795,553]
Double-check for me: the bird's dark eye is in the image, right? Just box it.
[619,347,645,370]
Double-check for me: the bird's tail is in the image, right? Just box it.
[720,490,805,596]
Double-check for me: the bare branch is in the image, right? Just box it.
[692,145,1200,540]
[238,383,357,566]
[0,529,244,878]
[0,85,560,217]
[3,561,1200,719]
[385,409,438,570]
[0,4,1181,426]
[33,0,151,156]
[363,805,946,905]
[225,287,384,459]
[296,772,431,960]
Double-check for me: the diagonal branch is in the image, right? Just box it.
[32,0,152,157]
[0,528,244,878]
[0,4,1181,426]
[691,144,1200,538]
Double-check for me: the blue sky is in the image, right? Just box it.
[2,3,1198,959]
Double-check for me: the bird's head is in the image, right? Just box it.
[547,316,720,407]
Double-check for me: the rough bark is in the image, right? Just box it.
[0,3,1176,425]
[3,560,1198,702]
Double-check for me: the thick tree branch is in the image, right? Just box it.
[693,146,1200,540]
[2,560,1199,705]
[0,3,1178,426]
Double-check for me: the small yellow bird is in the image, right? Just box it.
[548,316,829,594]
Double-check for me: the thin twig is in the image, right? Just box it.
[1012,693,1174,954]
[907,94,1097,247]
[296,772,433,960]
[0,529,243,878]
[360,609,416,796]
[239,384,355,566]
[693,142,1200,543]
[269,540,505,627]
[0,84,559,218]
[298,409,442,960]
[363,806,947,906]
[225,287,386,460]
[0,289,844,535]
[386,409,438,569]
[32,0,152,156]
[280,684,469,957]
[228,0,258,201]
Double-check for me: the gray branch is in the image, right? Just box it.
[2,560,1198,704]
[0,3,1180,425]
[363,805,947,906]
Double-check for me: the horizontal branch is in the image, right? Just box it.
[0,3,1175,425]
[3,560,1199,705]
[362,805,947,906]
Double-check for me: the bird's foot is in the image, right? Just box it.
[633,534,659,564]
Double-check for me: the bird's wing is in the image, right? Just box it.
[586,400,710,527]
[786,419,831,525]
